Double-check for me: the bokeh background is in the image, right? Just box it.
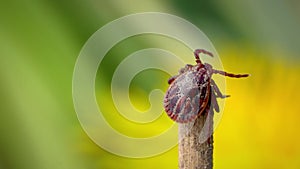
[1,0,300,169]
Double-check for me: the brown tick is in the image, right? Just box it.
[164,49,249,123]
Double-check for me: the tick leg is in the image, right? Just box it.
[211,79,230,98]
[194,49,213,64]
[168,75,178,84]
[210,91,220,112]
[213,69,249,78]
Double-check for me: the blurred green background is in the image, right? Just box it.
[1,0,300,169]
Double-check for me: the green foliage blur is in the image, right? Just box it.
[1,0,300,169]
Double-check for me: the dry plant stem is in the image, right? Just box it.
[178,111,214,169]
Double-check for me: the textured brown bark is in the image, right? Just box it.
[178,111,214,169]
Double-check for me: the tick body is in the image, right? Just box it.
[164,49,249,123]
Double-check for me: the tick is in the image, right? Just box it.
[164,49,249,123]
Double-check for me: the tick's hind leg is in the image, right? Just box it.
[211,79,230,98]
[168,75,178,84]
[210,91,220,112]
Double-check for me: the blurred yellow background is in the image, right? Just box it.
[1,0,300,169]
